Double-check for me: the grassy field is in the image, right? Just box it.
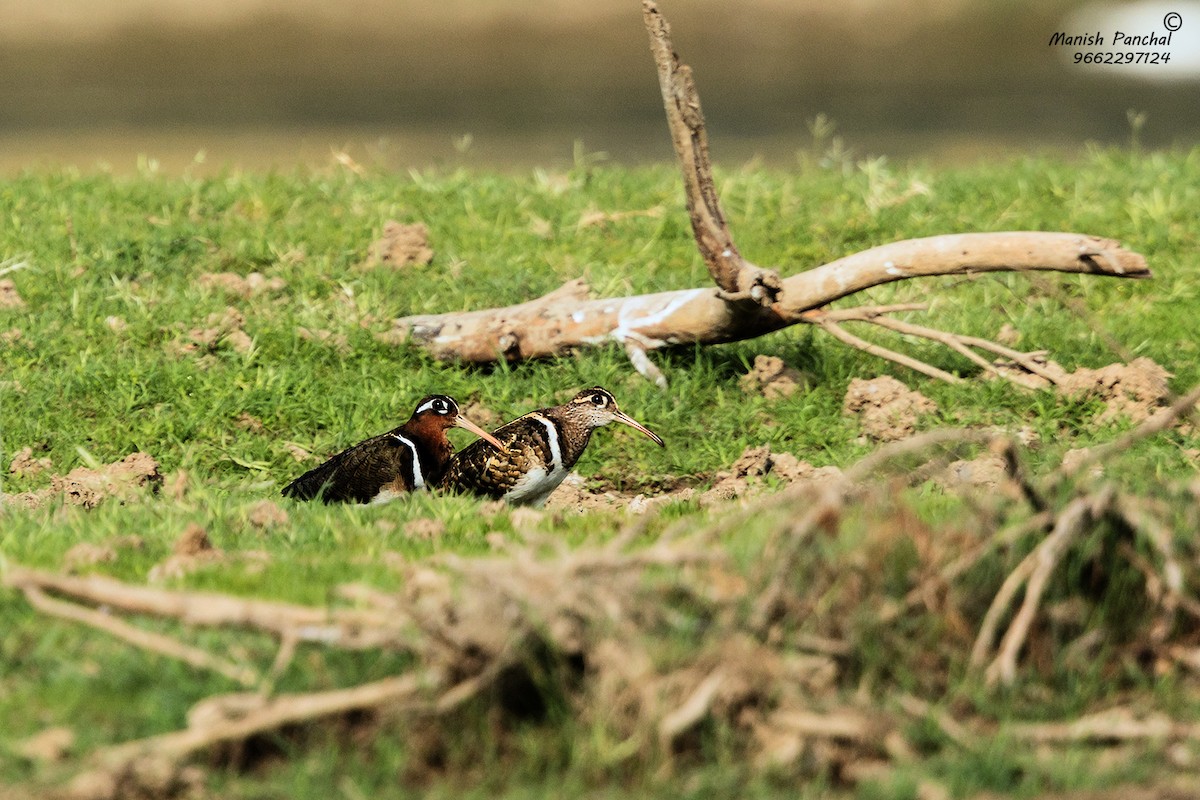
[1,144,1199,799]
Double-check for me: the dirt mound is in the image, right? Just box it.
[1062,357,1172,423]
[741,355,809,399]
[9,446,52,478]
[8,452,161,510]
[543,445,840,514]
[246,500,288,531]
[198,271,287,298]
[149,524,225,582]
[166,307,253,360]
[991,357,1174,424]
[843,376,937,441]
[296,326,350,354]
[367,221,434,269]
[0,278,25,309]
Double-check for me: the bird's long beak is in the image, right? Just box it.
[455,415,507,451]
[613,410,665,447]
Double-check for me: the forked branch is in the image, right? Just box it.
[387,1,1149,388]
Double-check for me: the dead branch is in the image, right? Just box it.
[76,675,424,792]
[21,586,259,689]
[970,488,1115,686]
[3,566,412,651]
[383,4,1150,386]
[1007,707,1200,744]
[396,233,1148,375]
[643,0,780,304]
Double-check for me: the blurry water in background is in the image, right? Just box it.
[0,0,1197,174]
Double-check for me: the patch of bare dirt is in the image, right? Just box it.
[0,327,23,346]
[700,445,841,507]
[843,376,937,442]
[246,500,288,530]
[1063,357,1172,423]
[166,307,253,359]
[404,518,446,540]
[198,271,287,298]
[9,446,52,478]
[0,278,25,309]
[296,326,350,354]
[935,454,1008,492]
[992,357,1175,424]
[542,446,840,514]
[235,412,265,433]
[740,354,809,399]
[163,469,190,501]
[149,523,225,582]
[104,315,128,333]
[1061,447,1104,479]
[283,442,314,463]
[62,535,145,573]
[9,452,162,510]
[367,221,433,269]
[460,401,501,430]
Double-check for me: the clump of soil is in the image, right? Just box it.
[405,518,446,540]
[460,401,501,430]
[9,446,52,478]
[149,524,225,582]
[741,355,809,399]
[367,221,434,268]
[843,376,938,441]
[296,326,350,354]
[246,500,288,531]
[198,271,287,298]
[992,357,1173,424]
[235,413,266,433]
[62,535,145,573]
[166,307,253,359]
[8,452,161,510]
[1062,357,1172,423]
[700,445,841,506]
[0,278,25,309]
[544,474,628,513]
[544,445,840,514]
[936,454,1009,492]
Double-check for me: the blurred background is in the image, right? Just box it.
[1,0,1198,174]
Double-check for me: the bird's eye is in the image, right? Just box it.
[591,394,606,406]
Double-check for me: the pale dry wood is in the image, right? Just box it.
[643,0,779,302]
[658,668,726,747]
[3,566,411,650]
[981,489,1114,687]
[22,586,259,688]
[397,232,1149,368]
[85,675,423,775]
[812,315,964,383]
[388,0,1150,382]
[1007,707,1200,743]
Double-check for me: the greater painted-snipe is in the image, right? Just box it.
[440,386,664,506]
[282,395,503,504]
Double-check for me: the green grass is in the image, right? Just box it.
[1,146,1199,797]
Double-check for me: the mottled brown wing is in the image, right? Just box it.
[281,431,413,504]
[440,415,554,499]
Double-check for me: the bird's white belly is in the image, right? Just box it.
[504,463,568,506]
